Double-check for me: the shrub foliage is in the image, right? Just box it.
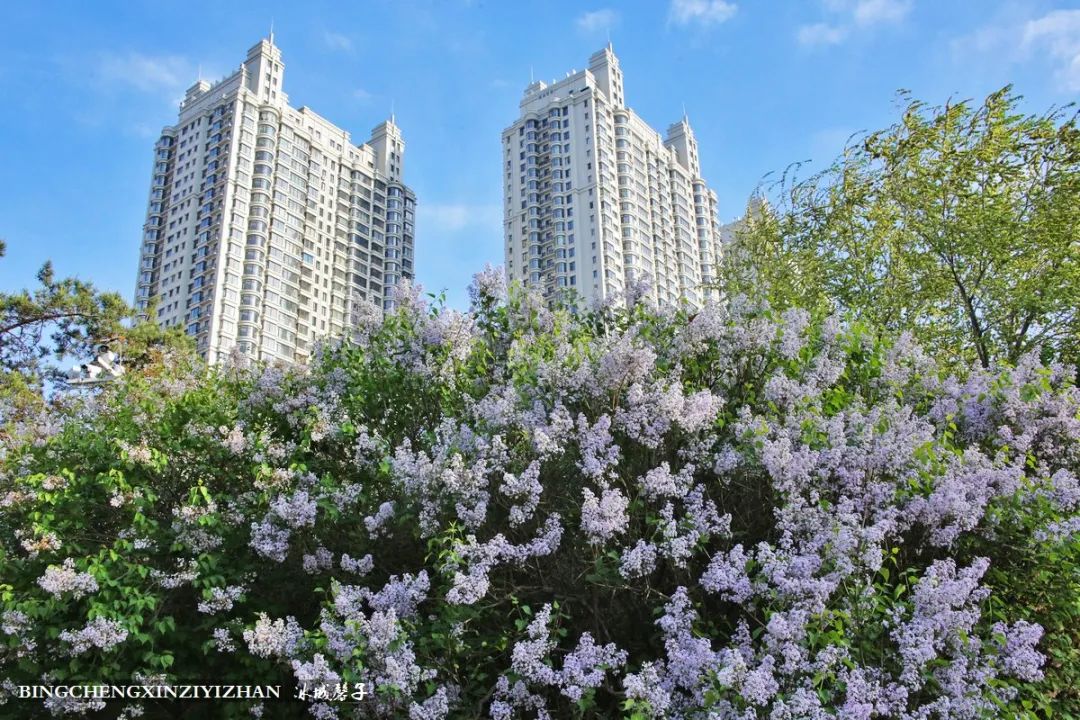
[1,275,1078,718]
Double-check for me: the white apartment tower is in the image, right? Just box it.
[502,46,722,309]
[134,35,416,364]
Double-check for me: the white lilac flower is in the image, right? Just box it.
[243,613,303,658]
[197,585,245,614]
[37,558,98,598]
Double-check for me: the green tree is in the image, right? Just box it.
[722,88,1080,369]
[0,239,192,429]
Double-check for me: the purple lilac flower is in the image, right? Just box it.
[500,461,543,527]
[249,518,291,562]
[619,540,658,579]
[576,414,620,480]
[339,553,374,575]
[558,633,627,702]
[700,544,754,601]
[409,685,454,720]
[270,490,317,529]
[60,617,128,655]
[992,621,1044,681]
[302,546,335,575]
[468,264,507,307]
[580,485,630,545]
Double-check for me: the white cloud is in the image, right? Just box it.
[353,88,373,103]
[323,31,353,53]
[1022,10,1080,92]
[576,9,619,34]
[798,0,908,47]
[668,0,737,27]
[797,22,848,47]
[954,9,1080,93]
[96,52,194,98]
[417,204,502,234]
[852,0,910,27]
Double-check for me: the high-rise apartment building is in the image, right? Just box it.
[134,35,415,365]
[502,46,722,309]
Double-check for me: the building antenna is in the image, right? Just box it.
[197,64,203,82]
[682,102,688,122]
[390,98,395,124]
[269,18,275,44]
[529,65,534,84]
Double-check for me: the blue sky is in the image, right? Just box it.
[1,0,1078,308]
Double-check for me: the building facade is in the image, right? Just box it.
[134,35,415,365]
[502,46,722,310]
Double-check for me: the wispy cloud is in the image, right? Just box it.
[418,203,502,234]
[96,52,194,100]
[576,9,619,34]
[797,0,909,47]
[852,0,910,27]
[1022,10,1080,92]
[797,22,847,47]
[952,9,1080,93]
[668,0,737,28]
[322,31,354,53]
[353,88,374,103]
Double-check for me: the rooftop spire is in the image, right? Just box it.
[269,18,275,45]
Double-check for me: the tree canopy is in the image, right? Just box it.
[0,240,191,433]
[721,88,1080,370]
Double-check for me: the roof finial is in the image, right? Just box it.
[197,63,203,82]
[682,102,688,123]
[269,18,275,45]
[529,65,534,84]
[390,98,395,124]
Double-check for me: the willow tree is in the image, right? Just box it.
[722,88,1080,369]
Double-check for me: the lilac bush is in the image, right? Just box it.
[0,273,1078,718]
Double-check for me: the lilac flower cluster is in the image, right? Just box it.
[499,604,628,711]
[4,273,1077,719]
[579,485,629,544]
[270,490,317,529]
[242,613,303,659]
[59,617,128,655]
[197,584,246,615]
[444,515,563,606]
[302,546,335,575]
[37,558,98,599]
[249,517,291,562]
